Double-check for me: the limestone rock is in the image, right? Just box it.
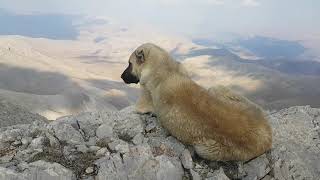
[1,105,320,180]
[180,149,193,169]
[96,124,113,139]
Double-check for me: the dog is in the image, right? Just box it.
[121,43,272,161]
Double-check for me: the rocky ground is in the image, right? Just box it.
[0,105,319,180]
[0,98,48,127]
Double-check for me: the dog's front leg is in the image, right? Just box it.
[135,84,155,114]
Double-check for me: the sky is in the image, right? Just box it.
[0,0,319,41]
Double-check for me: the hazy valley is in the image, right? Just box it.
[0,13,319,119]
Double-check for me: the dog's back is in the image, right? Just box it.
[156,74,272,161]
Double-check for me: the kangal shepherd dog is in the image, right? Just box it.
[121,43,272,161]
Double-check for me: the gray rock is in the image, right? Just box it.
[243,154,271,180]
[96,147,108,156]
[155,155,184,180]
[16,161,29,171]
[86,137,98,146]
[44,131,60,147]
[96,124,113,139]
[190,169,202,180]
[0,128,23,142]
[123,144,157,179]
[76,144,89,153]
[132,133,144,145]
[1,105,320,180]
[96,144,184,180]
[49,121,84,145]
[273,159,289,180]
[27,160,76,180]
[0,167,28,180]
[113,107,144,140]
[0,98,48,128]
[108,139,129,154]
[261,175,274,180]
[29,136,45,150]
[88,145,101,152]
[0,160,76,180]
[270,106,320,179]
[95,153,127,180]
[145,121,157,132]
[206,168,230,180]
[21,137,32,146]
[12,140,21,146]
[0,154,14,163]
[85,166,94,174]
[63,146,73,156]
[180,149,193,169]
[72,112,105,138]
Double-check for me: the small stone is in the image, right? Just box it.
[96,124,113,139]
[155,155,184,180]
[63,146,73,156]
[273,159,288,180]
[108,140,129,154]
[51,123,84,145]
[195,163,202,169]
[243,154,270,180]
[96,148,108,156]
[88,146,101,152]
[279,146,287,152]
[12,140,21,146]
[261,175,274,180]
[82,176,95,180]
[206,168,230,180]
[145,121,156,132]
[85,167,94,174]
[86,137,97,146]
[180,149,193,169]
[28,160,76,179]
[16,161,28,171]
[45,131,60,147]
[29,136,45,149]
[76,144,89,153]
[312,126,320,131]
[190,169,201,180]
[132,133,144,145]
[33,148,43,153]
[0,154,14,163]
[21,137,32,145]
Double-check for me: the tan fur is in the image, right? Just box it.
[123,43,272,161]
[136,61,189,114]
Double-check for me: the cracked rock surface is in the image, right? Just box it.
[0,105,319,180]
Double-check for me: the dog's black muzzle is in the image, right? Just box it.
[121,66,139,84]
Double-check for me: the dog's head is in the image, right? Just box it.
[121,43,165,84]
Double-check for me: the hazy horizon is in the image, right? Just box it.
[1,0,319,35]
[1,0,319,57]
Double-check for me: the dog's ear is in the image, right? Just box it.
[135,49,145,64]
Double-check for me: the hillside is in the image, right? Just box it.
[0,21,320,119]
[0,98,47,127]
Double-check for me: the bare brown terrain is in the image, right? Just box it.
[0,21,319,119]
